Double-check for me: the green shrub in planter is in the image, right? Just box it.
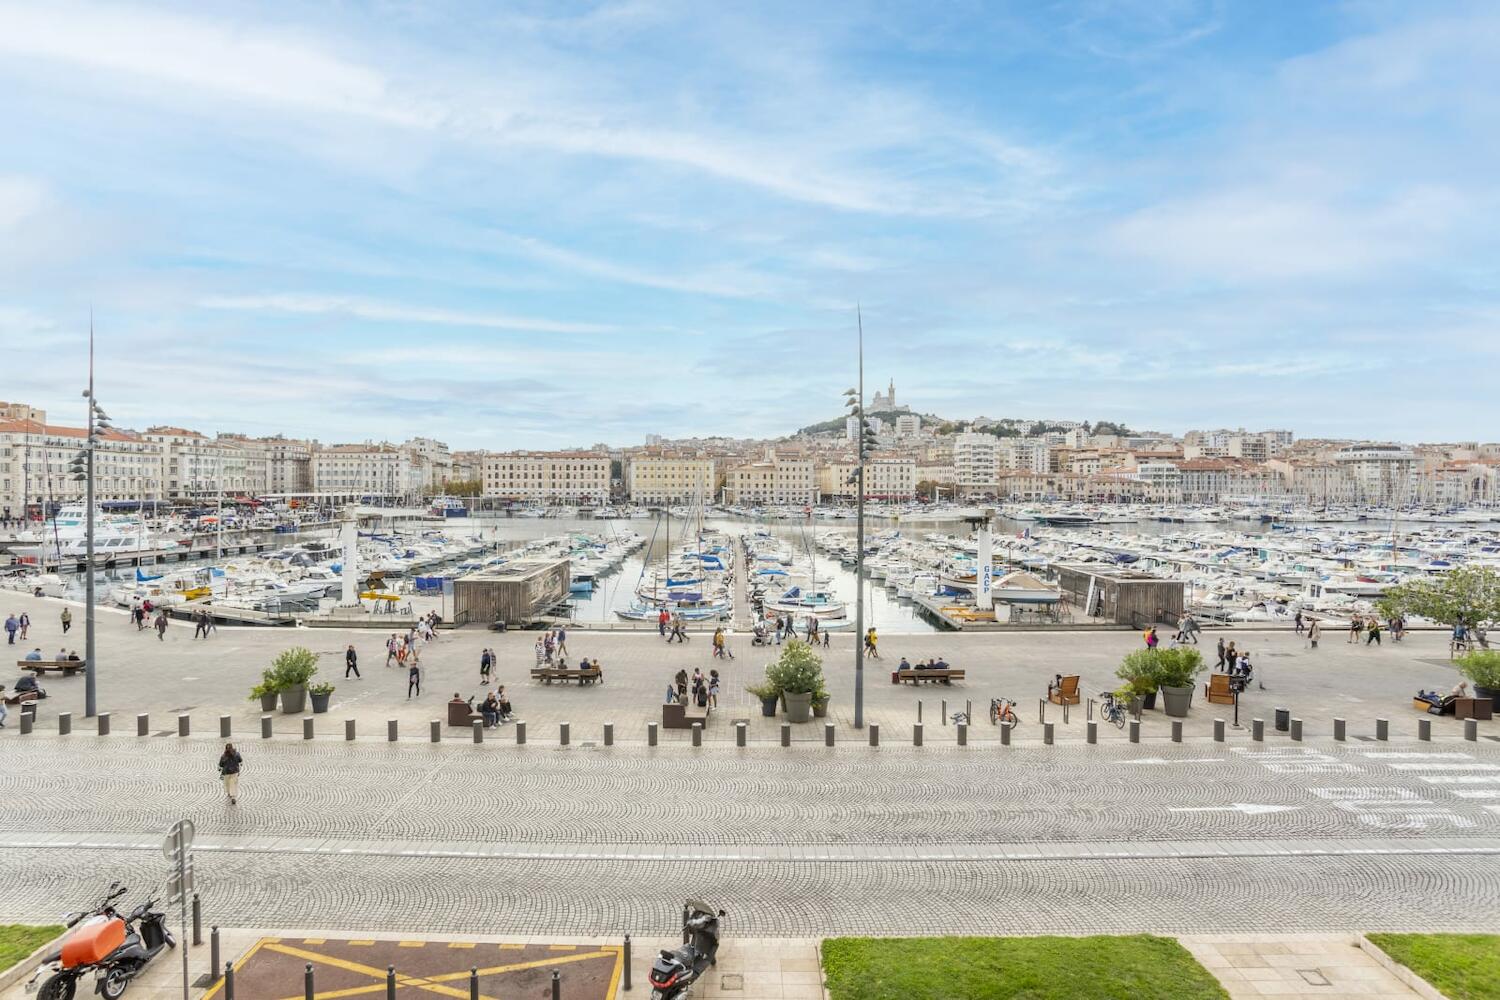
[746,680,780,717]
[1153,647,1206,689]
[1457,650,1500,695]
[767,640,824,723]
[1115,650,1161,698]
[270,647,319,689]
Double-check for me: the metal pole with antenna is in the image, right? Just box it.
[854,309,866,729]
[84,316,98,717]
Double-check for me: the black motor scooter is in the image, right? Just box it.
[93,896,174,999]
[26,882,129,1000]
[648,901,725,1000]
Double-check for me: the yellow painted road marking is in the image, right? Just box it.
[548,944,577,951]
[348,940,374,946]
[425,949,616,983]
[447,942,475,948]
[199,938,272,1000]
[264,943,489,1000]
[304,938,326,945]
[499,943,523,950]
[399,940,426,948]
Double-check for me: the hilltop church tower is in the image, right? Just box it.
[871,379,895,411]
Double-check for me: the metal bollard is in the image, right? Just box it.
[1376,718,1389,741]
[473,719,484,744]
[1038,698,1046,724]
[210,926,219,980]
[623,934,631,990]
[1466,719,1478,742]
[1087,720,1097,745]
[691,723,701,747]
[1043,722,1054,745]
[19,711,31,735]
[917,700,923,723]
[1171,720,1182,743]
[1128,719,1140,743]
[138,713,150,736]
[605,722,615,746]
[430,720,441,743]
[470,967,479,1000]
[780,723,790,747]
[1275,707,1290,732]
[551,969,560,1000]
[1333,718,1346,741]
[59,712,72,736]
[346,719,356,741]
[305,962,314,1000]
[1419,718,1431,741]
[1213,719,1225,742]
[388,719,398,742]
[192,893,201,944]
[966,699,972,724]
[98,712,109,736]
[225,961,235,1000]
[648,722,658,747]
[303,716,314,740]
[956,723,966,746]
[824,723,835,747]
[260,715,272,739]
[1001,721,1011,746]
[869,723,879,747]
[515,721,526,745]
[1063,701,1069,725]
[1252,718,1264,742]
[941,699,947,725]
[1291,718,1303,741]
[177,714,189,737]
[735,722,745,747]
[913,723,923,746]
[1088,698,1095,722]
[386,966,396,1000]
[560,721,571,746]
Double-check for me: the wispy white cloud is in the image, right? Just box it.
[0,175,46,229]
[199,294,616,334]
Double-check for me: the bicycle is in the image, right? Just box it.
[1098,691,1127,729]
[988,697,1020,728]
[950,711,969,726]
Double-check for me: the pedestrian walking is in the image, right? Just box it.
[1144,626,1158,650]
[17,612,29,641]
[864,627,880,659]
[1347,615,1363,644]
[386,634,398,667]
[658,608,669,637]
[534,637,545,667]
[154,612,168,641]
[407,659,421,698]
[193,610,209,640]
[1294,610,1304,635]
[3,614,16,645]
[1216,637,1227,668]
[0,685,8,728]
[1366,620,1382,646]
[345,643,360,678]
[822,629,830,648]
[555,627,568,659]
[217,743,242,805]
[60,608,71,634]
[708,669,720,708]
[1308,618,1321,649]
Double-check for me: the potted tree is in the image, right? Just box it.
[1457,650,1500,702]
[249,671,280,713]
[271,647,319,715]
[812,681,831,719]
[1116,649,1161,711]
[1154,647,1205,717]
[309,681,335,714]
[746,680,781,718]
[766,639,823,723]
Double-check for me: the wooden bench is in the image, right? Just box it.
[529,667,603,686]
[1204,673,1235,705]
[895,669,965,685]
[662,701,710,730]
[15,659,82,677]
[1047,675,1080,706]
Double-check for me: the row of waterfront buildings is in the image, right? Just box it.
[2,396,1497,516]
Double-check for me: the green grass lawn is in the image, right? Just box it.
[0,924,64,973]
[821,935,1229,1000]
[1367,933,1500,1000]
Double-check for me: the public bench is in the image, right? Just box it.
[895,669,965,685]
[529,667,603,686]
[662,700,710,729]
[15,659,82,677]
[1204,673,1235,705]
[1047,674,1080,706]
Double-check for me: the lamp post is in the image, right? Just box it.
[69,321,108,718]
[842,308,875,729]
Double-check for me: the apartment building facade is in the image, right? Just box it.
[481,451,611,503]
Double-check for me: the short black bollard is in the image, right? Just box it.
[956,723,966,746]
[516,720,527,745]
[220,714,231,738]
[260,715,272,739]
[735,722,745,747]
[305,962,314,1000]
[1043,722,1053,745]
[138,713,150,736]
[1376,718,1389,741]
[19,712,32,735]
[605,722,615,746]
[346,719,356,741]
[1291,718,1303,741]
[1087,721,1097,745]
[648,722,658,746]
[98,712,110,736]
[780,723,790,747]
[303,716,314,740]
[210,925,220,976]
[1213,719,1225,742]
[192,892,202,944]
[824,723,835,747]
[470,966,479,1000]
[1171,720,1182,743]
[387,965,396,999]
[561,721,570,746]
[1128,719,1140,744]
[1466,719,1478,742]
[1274,707,1289,732]
[1418,718,1431,741]
[1252,718,1264,742]
[552,969,560,1000]
[1333,718,1345,741]
[473,719,484,744]
[225,961,235,1000]
[913,723,923,746]
[1000,721,1011,746]
[623,934,631,990]
[430,720,441,743]
[178,713,189,737]
[388,719,398,742]
[869,723,879,747]
[58,712,72,735]
[691,723,701,747]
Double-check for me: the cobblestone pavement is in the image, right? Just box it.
[1,589,1489,744]
[1,737,1497,936]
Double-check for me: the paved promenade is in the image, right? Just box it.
[0,590,1487,743]
[1,735,1497,936]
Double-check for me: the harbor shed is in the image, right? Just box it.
[452,558,570,626]
[1054,563,1184,627]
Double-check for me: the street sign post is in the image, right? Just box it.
[163,820,194,1000]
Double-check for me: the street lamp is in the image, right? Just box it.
[843,307,876,729]
[70,329,108,717]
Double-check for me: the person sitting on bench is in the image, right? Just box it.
[481,693,500,728]
[496,686,513,722]
[22,648,40,661]
[66,650,80,662]
[933,657,950,671]
[898,656,911,671]
[55,648,67,662]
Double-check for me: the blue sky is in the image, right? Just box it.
[1,0,1495,448]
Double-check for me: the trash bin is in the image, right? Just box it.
[891,671,900,684]
[1275,707,1290,732]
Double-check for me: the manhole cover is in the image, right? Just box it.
[1297,968,1331,986]
[721,973,744,991]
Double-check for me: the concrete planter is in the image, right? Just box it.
[310,691,332,714]
[784,691,813,723]
[759,695,779,717]
[1475,684,1498,703]
[813,699,829,718]
[258,692,279,713]
[1160,685,1193,717]
[280,685,307,715]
